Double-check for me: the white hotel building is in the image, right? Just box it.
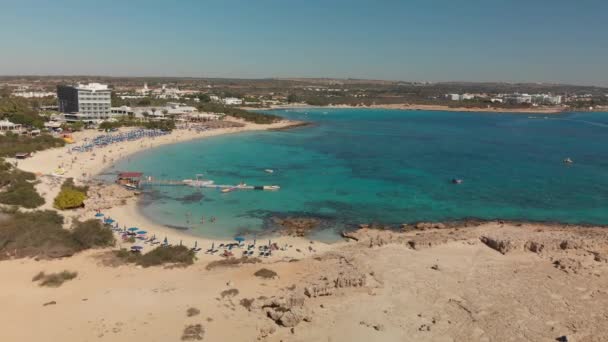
[57,83,112,122]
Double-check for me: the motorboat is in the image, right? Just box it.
[263,185,281,191]
[563,158,573,164]
[264,169,274,174]
[451,178,463,184]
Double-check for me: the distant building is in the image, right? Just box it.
[111,106,134,117]
[0,119,22,133]
[57,83,112,122]
[12,91,56,98]
[223,97,243,105]
[447,93,475,101]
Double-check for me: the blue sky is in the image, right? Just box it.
[1,0,607,85]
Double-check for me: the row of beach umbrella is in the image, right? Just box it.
[71,129,170,152]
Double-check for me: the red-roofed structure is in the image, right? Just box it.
[116,172,143,189]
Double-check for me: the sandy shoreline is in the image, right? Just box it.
[13,118,330,259]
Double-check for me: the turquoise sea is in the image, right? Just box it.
[109,109,608,241]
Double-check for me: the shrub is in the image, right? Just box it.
[53,178,87,210]
[71,219,115,249]
[0,210,115,260]
[0,180,45,208]
[253,268,278,279]
[205,257,261,270]
[32,271,78,287]
[138,245,195,267]
[239,298,254,310]
[0,132,65,158]
[114,245,196,268]
[181,324,205,341]
[220,288,239,298]
[186,307,200,317]
[0,210,80,259]
[0,162,44,208]
[53,188,86,209]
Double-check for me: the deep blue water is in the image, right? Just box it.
[110,109,608,240]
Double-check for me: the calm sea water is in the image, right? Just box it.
[109,109,608,240]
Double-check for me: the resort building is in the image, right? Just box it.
[223,97,243,105]
[57,83,112,122]
[111,106,135,117]
[0,119,23,133]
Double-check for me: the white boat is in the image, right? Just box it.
[263,185,280,191]
[264,169,274,174]
[563,158,573,164]
[183,179,214,187]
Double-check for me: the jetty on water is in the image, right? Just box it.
[116,172,280,191]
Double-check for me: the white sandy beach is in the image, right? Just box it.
[13,118,329,261]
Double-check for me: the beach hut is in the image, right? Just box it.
[116,172,143,189]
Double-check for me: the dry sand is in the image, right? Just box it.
[0,222,606,341]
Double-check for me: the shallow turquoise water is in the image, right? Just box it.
[109,109,608,240]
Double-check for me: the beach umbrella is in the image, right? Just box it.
[127,227,139,232]
[104,218,115,224]
[193,241,198,249]
[130,245,143,251]
[95,212,104,217]
[163,237,168,245]
[137,231,147,235]
[235,236,245,243]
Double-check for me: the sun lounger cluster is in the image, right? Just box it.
[97,212,290,258]
[71,129,170,152]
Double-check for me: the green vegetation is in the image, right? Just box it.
[98,117,176,131]
[54,178,88,210]
[61,121,84,132]
[0,96,46,129]
[114,245,196,267]
[197,102,280,124]
[71,219,115,249]
[0,132,65,158]
[32,271,78,287]
[253,268,278,279]
[0,210,115,260]
[205,256,261,270]
[0,161,44,208]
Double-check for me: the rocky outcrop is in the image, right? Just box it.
[273,217,320,237]
[480,236,517,254]
[249,295,310,328]
[415,222,447,230]
[304,273,367,298]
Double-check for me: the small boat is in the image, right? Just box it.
[263,185,281,191]
[451,178,463,184]
[264,169,274,174]
[124,183,138,190]
[563,158,573,164]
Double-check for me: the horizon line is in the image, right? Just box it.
[0,74,606,89]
